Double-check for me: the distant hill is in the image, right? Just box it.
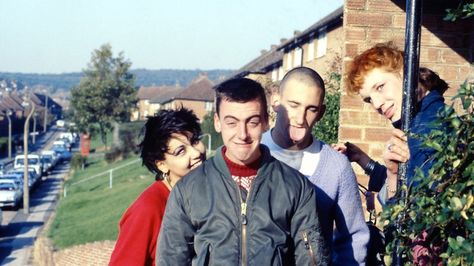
[0,69,234,92]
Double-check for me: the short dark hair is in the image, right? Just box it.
[139,107,202,180]
[214,78,268,121]
[280,67,326,99]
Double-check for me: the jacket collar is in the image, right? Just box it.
[213,145,273,177]
[392,90,445,129]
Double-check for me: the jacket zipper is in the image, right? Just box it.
[302,231,317,266]
[234,180,254,266]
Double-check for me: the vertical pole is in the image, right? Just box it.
[7,113,12,159]
[394,0,423,265]
[109,169,113,189]
[43,95,48,132]
[64,186,67,198]
[23,100,35,214]
[33,114,37,144]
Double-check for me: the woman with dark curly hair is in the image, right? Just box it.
[109,107,205,266]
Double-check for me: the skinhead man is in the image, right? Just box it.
[157,77,329,265]
[261,67,370,265]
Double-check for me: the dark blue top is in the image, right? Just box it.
[368,90,447,192]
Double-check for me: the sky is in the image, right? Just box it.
[0,0,343,74]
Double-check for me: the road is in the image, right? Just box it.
[0,128,71,265]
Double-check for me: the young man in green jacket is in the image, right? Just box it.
[157,78,329,265]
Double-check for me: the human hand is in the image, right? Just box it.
[332,142,370,168]
[383,129,410,175]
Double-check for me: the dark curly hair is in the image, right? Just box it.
[139,107,202,180]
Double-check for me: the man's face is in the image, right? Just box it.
[273,79,325,148]
[359,68,403,123]
[214,98,267,165]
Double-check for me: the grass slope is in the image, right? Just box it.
[49,155,154,249]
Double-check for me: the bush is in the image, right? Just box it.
[382,82,474,265]
[312,73,341,144]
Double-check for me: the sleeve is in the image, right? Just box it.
[333,162,370,266]
[292,178,330,266]
[109,200,162,266]
[368,162,387,192]
[156,185,195,266]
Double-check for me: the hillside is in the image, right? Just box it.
[0,69,234,92]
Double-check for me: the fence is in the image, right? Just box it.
[63,158,140,197]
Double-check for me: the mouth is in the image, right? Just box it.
[190,160,203,169]
[382,105,395,120]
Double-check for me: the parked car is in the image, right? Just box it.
[0,174,24,189]
[14,154,43,177]
[0,180,23,209]
[7,169,37,189]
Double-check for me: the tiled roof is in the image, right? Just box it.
[136,85,182,101]
[235,48,284,77]
[278,6,343,50]
[172,75,214,102]
[149,86,182,104]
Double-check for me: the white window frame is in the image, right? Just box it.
[293,47,302,67]
[316,26,327,58]
[271,69,278,81]
[286,52,293,70]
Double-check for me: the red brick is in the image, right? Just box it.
[368,0,404,12]
[345,43,359,57]
[346,12,393,27]
[341,94,364,109]
[345,28,366,41]
[340,110,364,125]
[339,126,363,140]
[364,127,392,142]
[346,0,366,10]
[421,31,445,47]
[393,14,406,28]
[441,50,468,65]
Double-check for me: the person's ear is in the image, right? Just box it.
[271,93,281,112]
[214,112,221,133]
[316,104,326,122]
[156,161,169,175]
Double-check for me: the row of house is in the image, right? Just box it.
[0,87,62,138]
[132,73,215,122]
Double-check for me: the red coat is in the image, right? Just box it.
[109,181,170,266]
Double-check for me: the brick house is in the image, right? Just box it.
[131,85,182,121]
[340,0,474,184]
[161,74,215,121]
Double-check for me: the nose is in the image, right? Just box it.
[293,108,305,126]
[190,142,205,159]
[238,123,249,140]
[371,94,383,111]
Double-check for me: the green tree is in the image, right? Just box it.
[70,44,137,149]
[200,110,223,154]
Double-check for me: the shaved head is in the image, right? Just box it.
[280,67,325,99]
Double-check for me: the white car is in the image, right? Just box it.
[0,180,23,209]
[14,154,43,178]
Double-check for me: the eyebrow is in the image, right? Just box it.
[223,114,261,122]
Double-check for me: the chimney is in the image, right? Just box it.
[294,30,301,36]
[271,45,278,50]
[280,38,287,44]
[260,49,267,55]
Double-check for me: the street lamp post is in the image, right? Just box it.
[43,94,48,132]
[23,93,35,214]
[6,110,12,159]
[32,112,37,144]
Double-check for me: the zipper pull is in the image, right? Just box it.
[302,231,310,249]
[241,202,247,225]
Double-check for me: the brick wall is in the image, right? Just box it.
[340,0,474,187]
[53,240,115,266]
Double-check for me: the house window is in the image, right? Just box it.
[278,67,284,81]
[316,26,327,58]
[307,39,315,62]
[271,69,278,81]
[205,101,213,112]
[286,52,293,70]
[293,47,302,67]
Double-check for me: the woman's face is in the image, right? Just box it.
[359,68,403,123]
[157,132,206,181]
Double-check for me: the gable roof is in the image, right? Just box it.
[149,86,182,104]
[235,47,284,77]
[172,75,214,102]
[136,85,182,101]
[278,6,343,51]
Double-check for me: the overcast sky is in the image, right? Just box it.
[0,0,343,73]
